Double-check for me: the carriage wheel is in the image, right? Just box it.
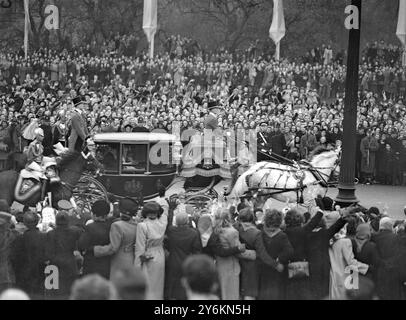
[185,194,214,211]
[72,175,109,217]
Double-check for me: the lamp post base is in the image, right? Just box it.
[335,183,359,208]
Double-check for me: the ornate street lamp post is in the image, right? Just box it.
[335,0,362,206]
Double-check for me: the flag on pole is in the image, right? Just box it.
[24,0,30,60]
[269,0,286,60]
[397,0,406,66]
[143,0,158,58]
[397,0,406,67]
[397,0,406,46]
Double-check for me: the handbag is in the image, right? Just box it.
[287,260,310,279]
[140,223,154,266]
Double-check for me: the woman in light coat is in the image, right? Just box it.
[94,198,139,279]
[135,201,168,300]
[329,225,369,300]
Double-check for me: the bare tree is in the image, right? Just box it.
[168,0,268,51]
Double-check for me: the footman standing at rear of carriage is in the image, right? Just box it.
[67,97,89,152]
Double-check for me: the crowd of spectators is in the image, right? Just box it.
[1,189,406,300]
[0,34,406,300]
[0,35,406,183]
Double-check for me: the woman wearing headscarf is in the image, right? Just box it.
[258,209,293,300]
[349,223,380,284]
[93,198,139,279]
[135,201,168,300]
[164,212,202,300]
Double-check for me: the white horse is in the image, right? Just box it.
[226,147,341,206]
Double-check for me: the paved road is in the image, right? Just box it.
[326,184,406,220]
[168,179,406,219]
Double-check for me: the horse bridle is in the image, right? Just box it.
[241,151,341,201]
[308,152,341,186]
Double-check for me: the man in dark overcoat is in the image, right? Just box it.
[78,200,113,279]
[67,96,89,152]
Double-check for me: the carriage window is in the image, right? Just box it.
[149,142,176,173]
[95,143,119,174]
[122,144,148,174]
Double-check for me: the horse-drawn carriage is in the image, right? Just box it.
[0,126,342,217]
[92,131,221,210]
[93,132,179,202]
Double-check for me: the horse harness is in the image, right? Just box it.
[243,158,339,203]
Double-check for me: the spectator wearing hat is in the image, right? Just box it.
[132,117,150,132]
[164,212,202,300]
[78,200,113,279]
[12,211,46,299]
[0,200,18,294]
[135,201,168,300]
[94,198,139,279]
[57,199,89,231]
[44,211,82,300]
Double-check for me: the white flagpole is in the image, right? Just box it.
[397,0,406,66]
[24,0,30,60]
[275,41,280,61]
[143,0,157,59]
[150,36,154,59]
